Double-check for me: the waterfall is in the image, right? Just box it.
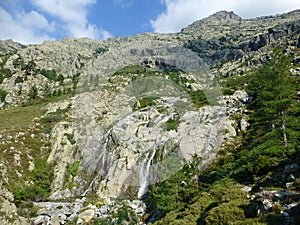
[82,175,97,197]
[138,148,157,199]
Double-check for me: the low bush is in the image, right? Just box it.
[13,158,54,204]
[0,88,7,102]
[0,67,12,84]
[41,115,63,123]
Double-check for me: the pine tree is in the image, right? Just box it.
[247,46,297,149]
[28,85,38,100]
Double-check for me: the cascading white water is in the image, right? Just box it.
[137,153,149,198]
[138,148,157,198]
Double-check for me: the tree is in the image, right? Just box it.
[28,85,38,100]
[146,155,201,213]
[247,46,297,149]
[0,88,7,102]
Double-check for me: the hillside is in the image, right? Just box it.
[0,10,299,224]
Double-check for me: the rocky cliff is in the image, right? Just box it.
[0,10,299,224]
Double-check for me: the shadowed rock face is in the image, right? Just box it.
[184,11,300,66]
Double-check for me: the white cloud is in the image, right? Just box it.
[0,7,54,44]
[0,0,112,44]
[17,11,55,32]
[152,0,300,33]
[68,23,112,40]
[29,0,112,40]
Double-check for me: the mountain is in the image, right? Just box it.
[0,10,299,224]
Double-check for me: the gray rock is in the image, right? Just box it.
[284,163,299,174]
[99,205,109,215]
[77,209,95,224]
[241,186,252,192]
[31,215,49,225]
[50,215,60,225]
[287,174,295,182]
[286,182,294,189]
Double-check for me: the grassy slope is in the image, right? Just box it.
[0,96,71,219]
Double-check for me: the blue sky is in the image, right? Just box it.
[0,0,300,44]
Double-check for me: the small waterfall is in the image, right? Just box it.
[138,148,157,199]
[82,175,97,197]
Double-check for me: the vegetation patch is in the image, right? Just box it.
[14,76,24,84]
[64,161,80,190]
[0,88,7,102]
[16,202,38,218]
[188,90,209,109]
[165,114,180,131]
[13,158,54,204]
[93,203,139,225]
[112,64,210,110]
[40,104,70,124]
[113,65,148,76]
[41,114,63,123]
[0,67,12,84]
[134,96,159,109]
[39,68,64,83]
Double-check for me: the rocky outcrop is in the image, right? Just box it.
[31,199,146,225]
[245,190,300,224]
[184,11,300,67]
[0,179,28,225]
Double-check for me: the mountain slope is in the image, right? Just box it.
[0,10,299,224]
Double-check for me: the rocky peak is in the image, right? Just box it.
[0,40,26,54]
[207,10,241,22]
[182,10,241,34]
[181,9,300,40]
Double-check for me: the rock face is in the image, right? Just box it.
[183,10,300,66]
[0,9,300,224]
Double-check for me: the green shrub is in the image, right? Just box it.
[65,133,76,144]
[165,117,180,131]
[12,57,25,69]
[42,126,53,134]
[94,47,108,55]
[69,162,79,176]
[13,158,54,203]
[94,218,112,225]
[41,115,63,123]
[40,68,64,83]
[134,96,159,109]
[0,67,12,84]
[113,65,147,75]
[64,161,80,189]
[204,201,246,225]
[14,76,24,84]
[0,88,7,102]
[28,85,38,100]
[188,90,208,109]
[94,204,139,225]
[16,202,38,218]
[222,87,235,95]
